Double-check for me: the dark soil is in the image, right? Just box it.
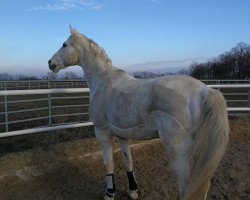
[0,116,249,200]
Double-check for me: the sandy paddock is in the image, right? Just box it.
[0,117,249,200]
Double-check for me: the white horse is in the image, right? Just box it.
[48,26,229,200]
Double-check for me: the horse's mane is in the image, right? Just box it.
[74,33,112,68]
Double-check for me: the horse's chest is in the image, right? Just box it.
[89,92,108,128]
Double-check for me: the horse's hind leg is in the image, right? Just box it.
[117,137,138,200]
[156,112,193,198]
[95,127,115,200]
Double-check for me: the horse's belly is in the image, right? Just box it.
[109,123,158,140]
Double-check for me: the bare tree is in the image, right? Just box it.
[44,71,59,80]
[0,73,14,81]
[189,42,250,79]
[60,71,82,80]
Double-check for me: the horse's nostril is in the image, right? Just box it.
[48,60,51,64]
[49,64,58,72]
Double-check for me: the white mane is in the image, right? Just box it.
[71,30,112,68]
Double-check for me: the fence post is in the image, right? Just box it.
[4,83,8,132]
[48,79,52,125]
[248,79,250,113]
[48,93,52,125]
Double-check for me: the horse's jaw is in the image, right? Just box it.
[50,68,60,73]
[49,64,65,73]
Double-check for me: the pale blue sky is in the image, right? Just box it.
[0,0,249,76]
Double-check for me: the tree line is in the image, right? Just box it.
[134,42,249,80]
[189,42,249,80]
[133,69,189,79]
[0,71,84,81]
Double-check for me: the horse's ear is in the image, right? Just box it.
[69,25,78,36]
[69,25,79,36]
[69,25,80,43]
[69,25,74,34]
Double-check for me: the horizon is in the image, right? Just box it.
[0,0,250,77]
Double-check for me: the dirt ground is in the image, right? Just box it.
[0,116,249,200]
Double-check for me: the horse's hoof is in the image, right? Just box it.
[128,190,138,200]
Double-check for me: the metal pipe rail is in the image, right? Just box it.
[0,88,89,96]
[0,88,91,137]
[0,84,249,138]
[207,84,250,88]
[202,80,249,84]
[0,122,93,138]
[0,80,87,90]
[209,84,250,113]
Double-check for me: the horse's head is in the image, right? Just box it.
[48,26,81,73]
[49,26,112,77]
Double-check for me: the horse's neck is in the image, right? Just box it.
[77,41,127,91]
[80,58,127,92]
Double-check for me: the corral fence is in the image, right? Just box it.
[201,79,249,85]
[0,82,249,138]
[0,88,92,138]
[0,79,87,90]
[0,79,249,90]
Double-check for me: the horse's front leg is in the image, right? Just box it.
[117,137,138,200]
[95,127,116,200]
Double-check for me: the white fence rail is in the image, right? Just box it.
[0,79,87,90]
[1,79,249,90]
[207,84,250,88]
[202,79,249,85]
[0,88,89,96]
[0,88,92,138]
[0,84,249,138]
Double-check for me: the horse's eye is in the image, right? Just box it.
[63,43,67,47]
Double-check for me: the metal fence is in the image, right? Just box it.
[0,84,249,138]
[0,88,92,138]
[201,79,249,85]
[0,79,87,90]
[1,79,249,90]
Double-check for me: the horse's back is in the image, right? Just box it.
[99,74,209,133]
[152,75,208,98]
[110,75,209,125]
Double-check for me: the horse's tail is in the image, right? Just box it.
[183,89,229,200]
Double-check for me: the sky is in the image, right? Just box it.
[0,0,250,77]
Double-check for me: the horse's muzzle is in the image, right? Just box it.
[48,60,57,72]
